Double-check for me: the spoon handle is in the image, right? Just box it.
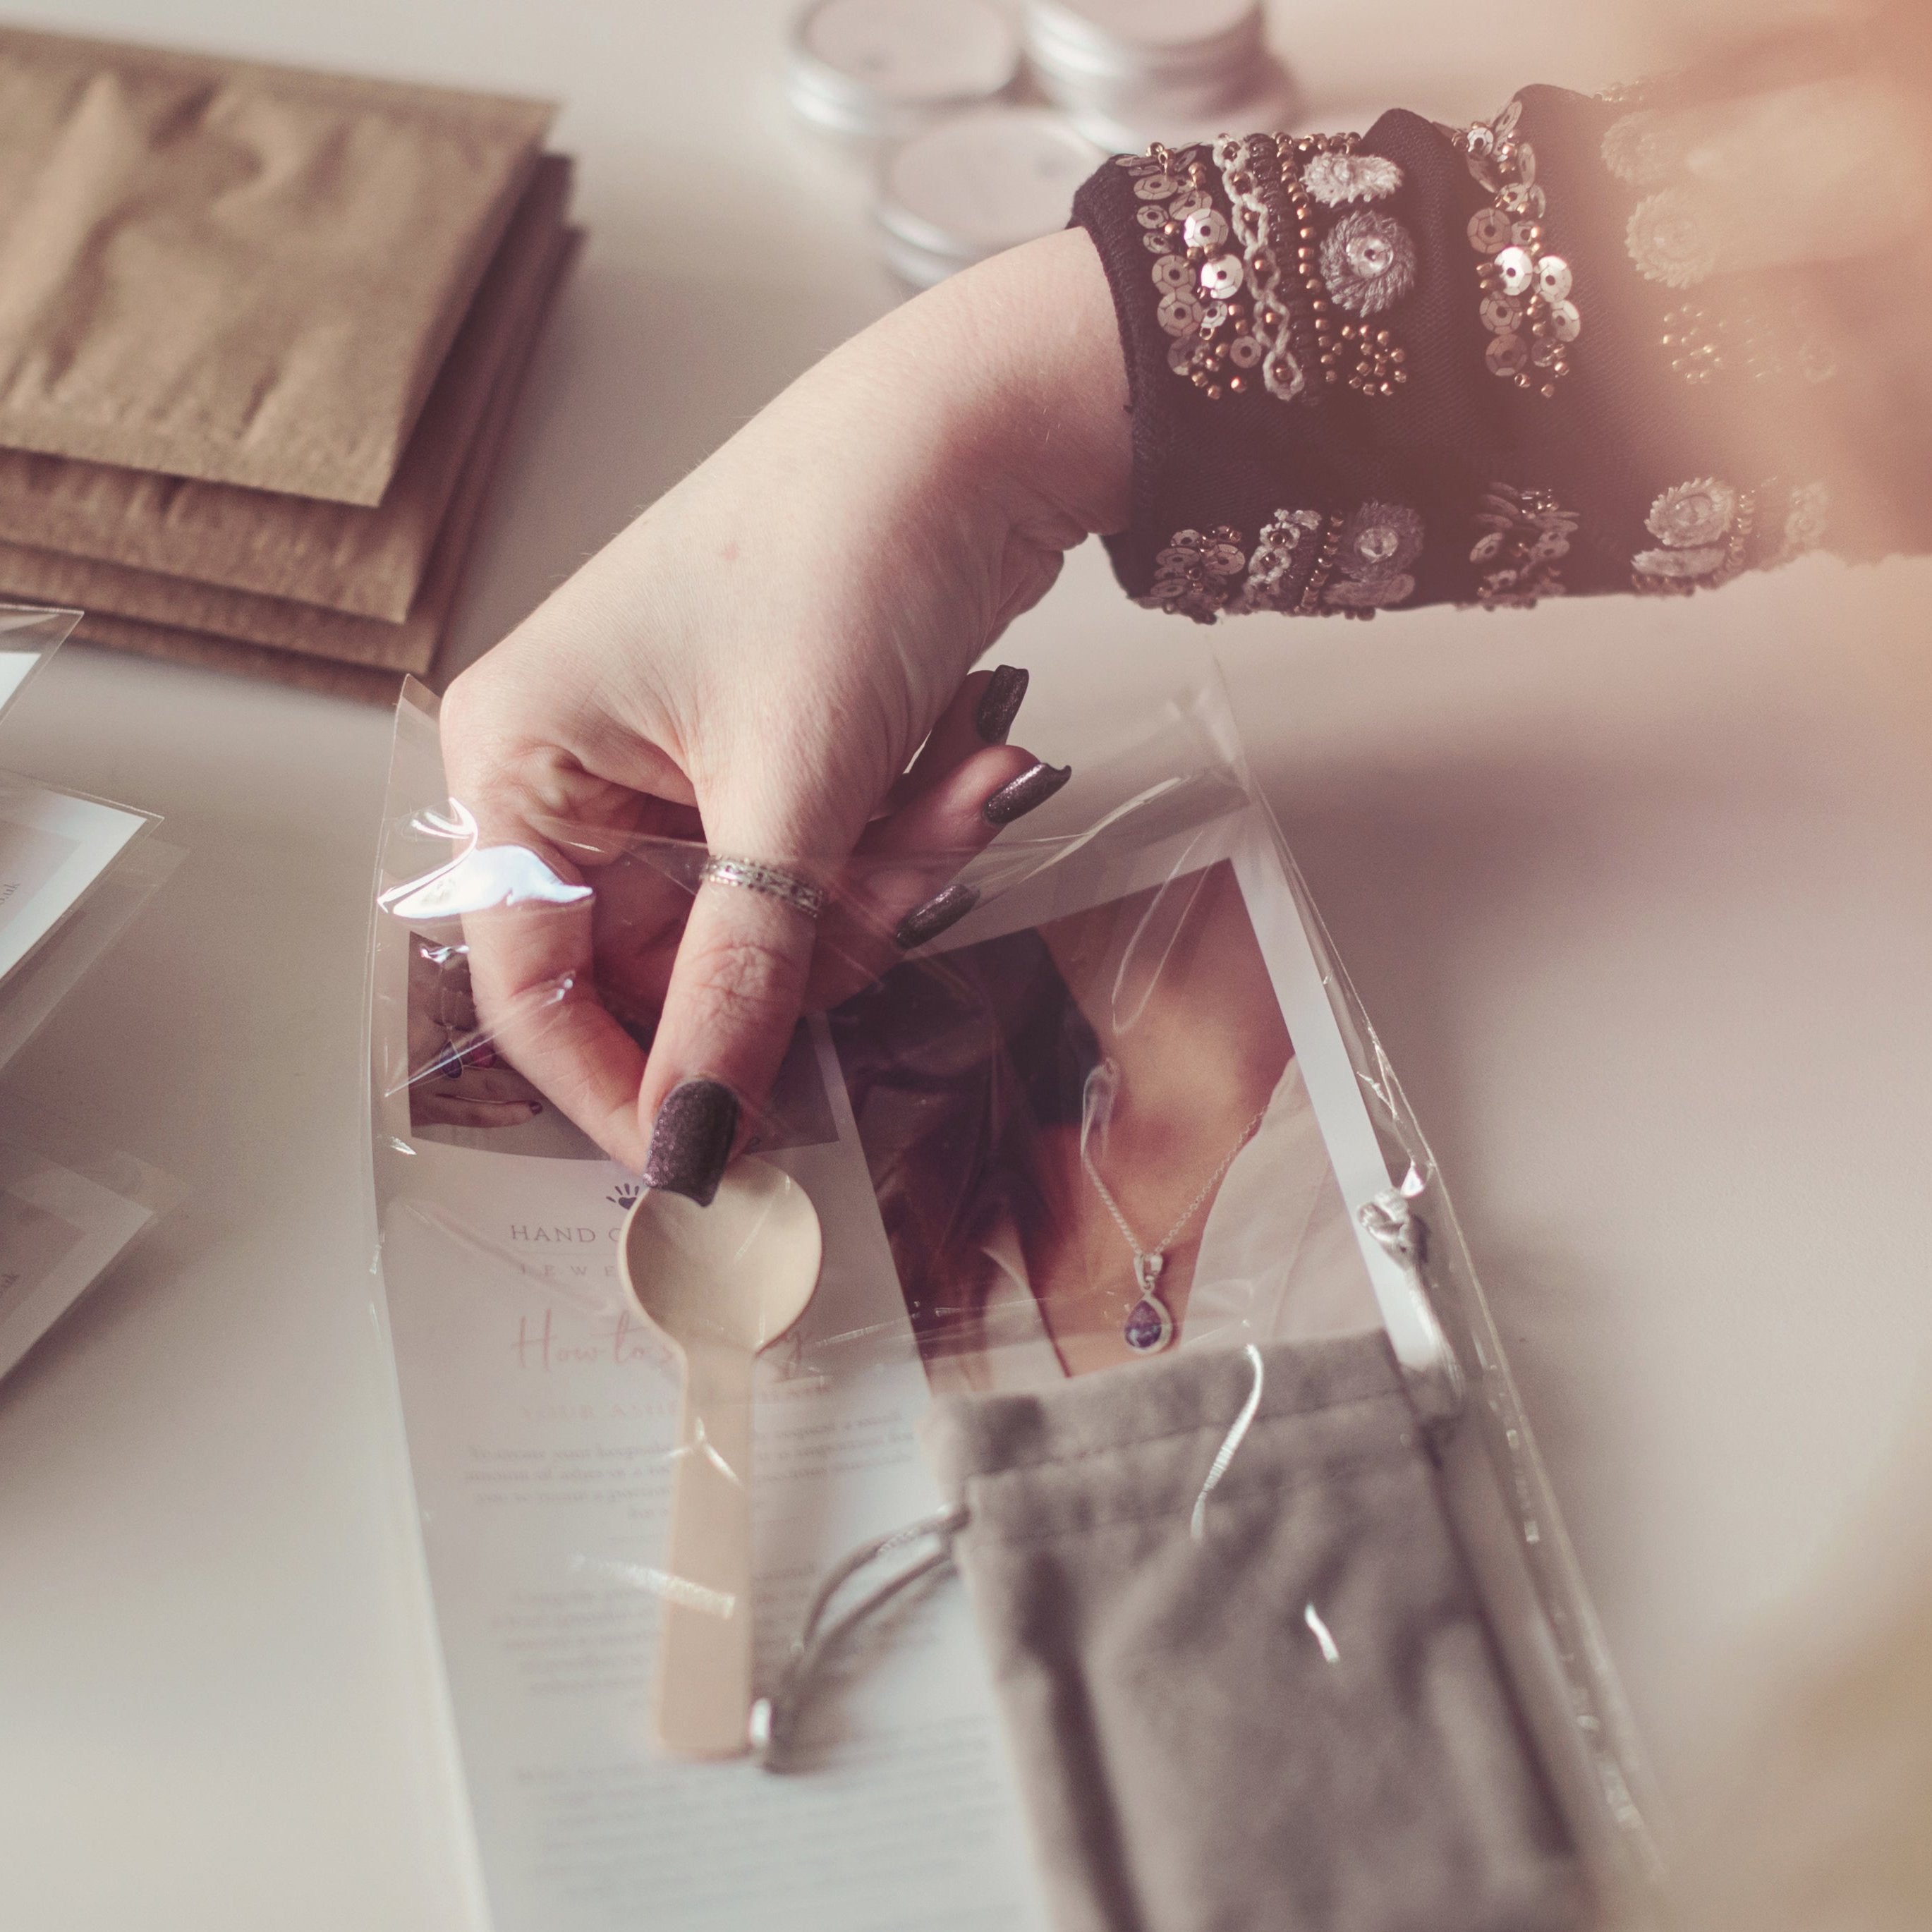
[657,1340,756,1757]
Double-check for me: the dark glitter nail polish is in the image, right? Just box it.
[983,761,1071,826]
[894,881,981,949]
[642,1078,739,1206]
[974,665,1029,744]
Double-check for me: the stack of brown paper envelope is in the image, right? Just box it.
[0,28,580,702]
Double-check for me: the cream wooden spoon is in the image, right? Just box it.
[620,1157,822,1758]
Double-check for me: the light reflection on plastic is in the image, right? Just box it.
[1189,1342,1265,1541]
[568,1553,736,1620]
[1304,1601,1340,1664]
[378,799,594,919]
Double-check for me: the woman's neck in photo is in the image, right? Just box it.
[1044,864,1290,1158]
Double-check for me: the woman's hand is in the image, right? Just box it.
[439,229,1130,1194]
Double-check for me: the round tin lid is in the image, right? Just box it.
[790,0,1021,118]
[877,104,1104,262]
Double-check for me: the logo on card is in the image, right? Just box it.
[607,1181,643,1210]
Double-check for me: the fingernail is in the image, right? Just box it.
[983,761,1071,826]
[974,665,1029,744]
[894,881,981,949]
[642,1079,739,1206]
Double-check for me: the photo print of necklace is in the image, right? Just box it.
[1079,1067,1268,1354]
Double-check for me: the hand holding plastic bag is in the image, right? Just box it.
[439,231,1129,1183]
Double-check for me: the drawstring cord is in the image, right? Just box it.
[1357,1189,1466,1431]
[753,1194,1456,1767]
[751,1504,968,1770]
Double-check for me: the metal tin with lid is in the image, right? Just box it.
[786,0,1023,142]
[1023,0,1265,108]
[875,104,1104,284]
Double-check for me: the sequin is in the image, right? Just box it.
[1134,172,1179,200]
[1462,102,1581,394]
[1153,254,1191,293]
[1469,208,1510,253]
[1338,502,1423,578]
[1138,525,1251,622]
[1495,246,1534,296]
[1137,203,1169,230]
[1200,253,1245,298]
[1184,207,1229,250]
[1158,291,1202,335]
[1320,209,1418,316]
[1468,482,1577,607]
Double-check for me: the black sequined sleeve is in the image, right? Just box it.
[1070,86,1861,621]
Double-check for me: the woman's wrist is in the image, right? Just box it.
[935,228,1134,545]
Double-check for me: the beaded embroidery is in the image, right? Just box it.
[1774,482,1830,566]
[1625,188,1718,288]
[1137,506,1421,621]
[1325,504,1423,607]
[1321,209,1417,316]
[1660,296,1837,387]
[1470,485,1577,607]
[1458,99,1579,396]
[1125,131,1414,405]
[1631,477,1830,593]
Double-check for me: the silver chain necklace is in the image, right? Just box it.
[1079,1101,1268,1355]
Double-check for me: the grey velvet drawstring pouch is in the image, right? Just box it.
[918,1330,1584,1932]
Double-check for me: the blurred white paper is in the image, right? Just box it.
[0,775,151,984]
[0,650,40,715]
[0,602,76,723]
[0,1129,173,1383]
[0,837,181,1074]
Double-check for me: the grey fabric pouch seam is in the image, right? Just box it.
[959,1438,1423,1548]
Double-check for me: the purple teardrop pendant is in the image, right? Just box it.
[1124,1294,1174,1354]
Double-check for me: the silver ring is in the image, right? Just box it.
[698,856,826,921]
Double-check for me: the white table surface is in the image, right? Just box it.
[2,3,1929,1926]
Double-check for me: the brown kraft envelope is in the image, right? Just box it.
[0,27,552,503]
[0,154,572,620]
[0,216,573,658]
[43,228,582,700]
